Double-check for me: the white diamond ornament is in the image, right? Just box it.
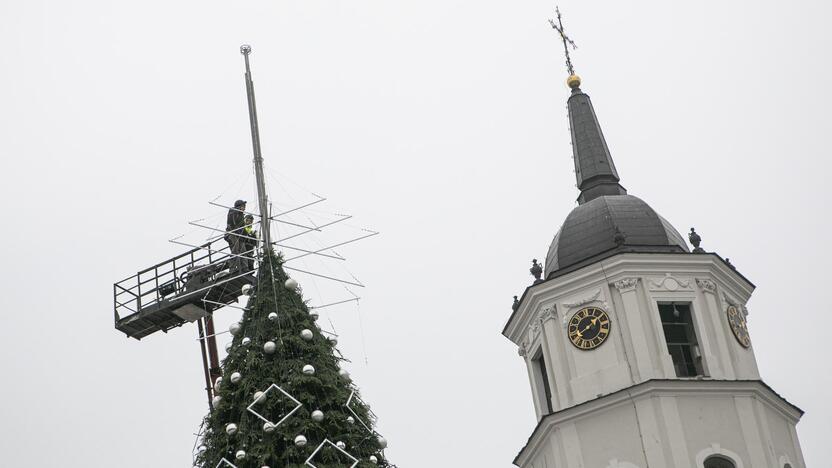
[345,390,374,433]
[300,329,313,341]
[311,410,324,422]
[263,341,276,354]
[215,458,238,468]
[294,435,307,447]
[246,384,303,430]
[304,439,359,468]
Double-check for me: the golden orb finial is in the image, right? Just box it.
[566,74,581,89]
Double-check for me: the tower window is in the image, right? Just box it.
[703,455,736,468]
[658,303,704,377]
[532,353,554,414]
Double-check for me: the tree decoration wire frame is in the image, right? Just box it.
[215,458,238,468]
[345,390,375,434]
[304,439,360,468]
[245,383,303,427]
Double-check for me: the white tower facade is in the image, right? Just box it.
[503,76,805,468]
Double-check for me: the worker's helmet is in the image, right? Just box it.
[234,199,247,208]
[244,214,254,222]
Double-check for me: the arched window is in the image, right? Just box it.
[704,455,736,468]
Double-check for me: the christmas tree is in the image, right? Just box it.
[195,251,391,467]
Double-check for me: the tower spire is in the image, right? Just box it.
[549,10,627,204]
[240,44,272,250]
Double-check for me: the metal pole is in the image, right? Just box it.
[197,318,214,410]
[240,44,272,252]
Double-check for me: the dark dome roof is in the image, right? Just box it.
[545,195,689,277]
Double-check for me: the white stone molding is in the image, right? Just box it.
[695,443,745,468]
[648,273,691,291]
[605,460,641,468]
[778,455,794,468]
[562,289,601,308]
[518,341,527,357]
[538,305,558,323]
[613,277,640,293]
[696,277,717,294]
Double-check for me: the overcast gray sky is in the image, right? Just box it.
[1,0,830,466]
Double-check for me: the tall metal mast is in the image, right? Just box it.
[240,44,272,251]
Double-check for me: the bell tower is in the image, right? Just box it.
[503,12,806,468]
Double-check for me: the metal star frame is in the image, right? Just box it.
[304,439,359,468]
[246,383,303,428]
[345,390,375,433]
[215,458,238,468]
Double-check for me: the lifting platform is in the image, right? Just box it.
[113,239,255,340]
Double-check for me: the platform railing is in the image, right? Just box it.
[113,239,237,322]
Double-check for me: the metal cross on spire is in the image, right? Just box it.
[548,6,578,77]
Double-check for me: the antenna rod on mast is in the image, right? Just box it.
[240,44,272,251]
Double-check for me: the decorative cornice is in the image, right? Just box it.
[562,289,601,308]
[518,341,528,357]
[648,273,691,292]
[696,278,717,294]
[613,277,639,293]
[539,306,558,323]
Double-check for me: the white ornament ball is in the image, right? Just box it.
[294,435,307,447]
[253,391,265,404]
[224,342,232,352]
[300,329,313,341]
[225,423,238,435]
[230,372,242,384]
[263,341,276,354]
[309,310,319,321]
[338,369,351,381]
[302,364,315,375]
[241,284,252,295]
[197,445,207,454]
[241,337,251,346]
[235,450,246,460]
[229,322,242,336]
[346,416,355,425]
[212,395,222,407]
[268,312,278,322]
[285,278,298,290]
[377,436,387,449]
[214,377,222,388]
[369,455,378,464]
[336,441,346,450]
[330,337,338,346]
[311,410,324,422]
[263,422,275,433]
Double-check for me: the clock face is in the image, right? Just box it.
[567,307,611,350]
[726,305,751,348]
